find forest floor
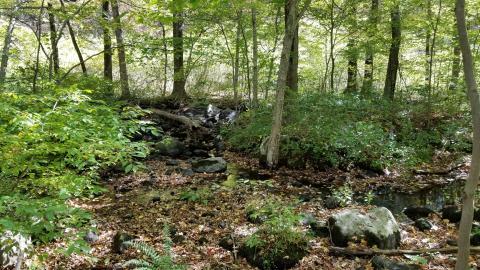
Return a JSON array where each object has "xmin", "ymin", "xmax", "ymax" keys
[{"xmin": 37, "ymin": 149, "xmax": 479, "ymax": 270}]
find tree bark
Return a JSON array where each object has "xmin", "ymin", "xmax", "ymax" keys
[
  {"xmin": 48, "ymin": 2, "xmax": 59, "ymax": 77},
  {"xmin": 240, "ymin": 18, "xmax": 252, "ymax": 102},
  {"xmin": 33, "ymin": 0, "xmax": 45, "ymax": 93},
  {"xmin": 102, "ymin": 0, "xmax": 112, "ymax": 82},
  {"xmin": 265, "ymin": 6, "xmax": 281, "ymax": 99},
  {"xmin": 361, "ymin": 0, "xmax": 379, "ymax": 94},
  {"xmin": 450, "ymin": 31, "xmax": 461, "ymax": 91},
  {"xmin": 251, "ymin": 5, "xmax": 259, "ymax": 105},
  {"xmin": 329, "ymin": 0, "xmax": 335, "ymax": 92},
  {"xmin": 383, "ymin": 4, "xmax": 401, "ymax": 101},
  {"xmin": 266, "ymin": 0, "xmax": 311, "ymax": 168},
  {"xmin": 455, "ymin": 0, "xmax": 480, "ymax": 269},
  {"xmin": 285, "ymin": 0, "xmax": 298, "ymax": 93},
  {"xmin": 59, "ymin": 0, "xmax": 86, "ymax": 74},
  {"xmin": 111, "ymin": 0, "xmax": 130, "ymax": 99},
  {"xmin": 160, "ymin": 22, "xmax": 168, "ymax": 96},
  {"xmin": 425, "ymin": 0, "xmax": 432, "ymax": 93},
  {"xmin": 171, "ymin": 10, "xmax": 187, "ymax": 99},
  {"xmin": 0, "ymin": 0, "xmax": 20, "ymax": 84},
  {"xmin": 345, "ymin": 2, "xmax": 357, "ymax": 93},
  {"xmin": 233, "ymin": 12, "xmax": 242, "ymax": 103}
]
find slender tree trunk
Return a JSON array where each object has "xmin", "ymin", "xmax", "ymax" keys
[
  {"xmin": 383, "ymin": 4, "xmax": 401, "ymax": 100},
  {"xmin": 48, "ymin": 2, "xmax": 59, "ymax": 77},
  {"xmin": 361, "ymin": 0, "xmax": 379, "ymax": 94},
  {"xmin": 160, "ymin": 23, "xmax": 168, "ymax": 96},
  {"xmin": 59, "ymin": 0, "xmax": 86, "ymax": 74},
  {"xmin": 329, "ymin": 0, "xmax": 335, "ymax": 92},
  {"xmin": 111, "ymin": 0, "xmax": 129, "ymax": 98},
  {"xmin": 240, "ymin": 20, "xmax": 252, "ymax": 102},
  {"xmin": 427, "ymin": 0, "xmax": 442, "ymax": 100},
  {"xmin": 251, "ymin": 5, "xmax": 259, "ymax": 105},
  {"xmin": 266, "ymin": 0, "xmax": 311, "ymax": 168},
  {"xmin": 425, "ymin": 0, "xmax": 432, "ymax": 93},
  {"xmin": 266, "ymin": 6, "xmax": 281, "ymax": 99},
  {"xmin": 450, "ymin": 32, "xmax": 461, "ymax": 91},
  {"xmin": 233, "ymin": 12, "xmax": 242, "ymax": 103},
  {"xmin": 102, "ymin": 0, "xmax": 112, "ymax": 82},
  {"xmin": 0, "ymin": 0, "xmax": 19, "ymax": 84},
  {"xmin": 171, "ymin": 10, "xmax": 187, "ymax": 99},
  {"xmin": 345, "ymin": 2, "xmax": 357, "ymax": 93},
  {"xmin": 33, "ymin": 0, "xmax": 46, "ymax": 93},
  {"xmin": 455, "ymin": 0, "xmax": 480, "ymax": 268},
  {"xmin": 285, "ymin": 0, "xmax": 298, "ymax": 93}
]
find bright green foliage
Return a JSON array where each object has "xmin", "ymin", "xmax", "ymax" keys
[
  {"xmin": 244, "ymin": 198, "xmax": 310, "ymax": 270},
  {"xmin": 225, "ymin": 93, "xmax": 471, "ymax": 170},
  {"xmin": 179, "ymin": 188, "xmax": 211, "ymax": 205},
  {"xmin": 123, "ymin": 226, "xmax": 186, "ymax": 270},
  {"xmin": 0, "ymin": 85, "xmax": 157, "ymax": 249}
]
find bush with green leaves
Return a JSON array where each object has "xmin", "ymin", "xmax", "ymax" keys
[
  {"xmin": 123, "ymin": 226, "xmax": 185, "ymax": 270},
  {"xmin": 224, "ymin": 93, "xmax": 471, "ymax": 170},
  {"xmin": 0, "ymin": 85, "xmax": 158, "ymax": 254},
  {"xmin": 242, "ymin": 198, "xmax": 310, "ymax": 269}
]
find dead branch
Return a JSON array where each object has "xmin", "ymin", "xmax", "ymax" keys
[
  {"xmin": 329, "ymin": 246, "xmax": 480, "ymax": 256},
  {"xmin": 149, "ymin": 108, "xmax": 206, "ymax": 131}
]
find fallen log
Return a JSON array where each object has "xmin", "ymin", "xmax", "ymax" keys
[
  {"xmin": 149, "ymin": 108, "xmax": 206, "ymax": 131},
  {"xmin": 329, "ymin": 246, "xmax": 480, "ymax": 256},
  {"xmin": 412, "ymin": 163, "xmax": 464, "ymax": 175}
]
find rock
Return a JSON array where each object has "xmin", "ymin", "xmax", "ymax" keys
[
  {"xmin": 166, "ymin": 159, "xmax": 179, "ymax": 166},
  {"xmin": 403, "ymin": 206, "xmax": 435, "ymax": 221},
  {"xmin": 328, "ymin": 207, "xmax": 401, "ymax": 249},
  {"xmin": 414, "ymin": 218, "xmax": 433, "ymax": 231},
  {"xmin": 219, "ymin": 236, "xmax": 234, "ymax": 250},
  {"xmin": 0, "ymin": 231, "xmax": 31, "ymax": 268},
  {"xmin": 112, "ymin": 232, "xmax": 135, "ymax": 254},
  {"xmin": 84, "ymin": 231, "xmax": 99, "ymax": 243},
  {"xmin": 180, "ymin": 168, "xmax": 194, "ymax": 177},
  {"xmin": 441, "ymin": 205, "xmax": 462, "ymax": 223},
  {"xmin": 192, "ymin": 157, "xmax": 227, "ymax": 173},
  {"xmin": 299, "ymin": 213, "xmax": 329, "ymax": 237},
  {"xmin": 157, "ymin": 138, "xmax": 185, "ymax": 157},
  {"xmin": 193, "ymin": 149, "xmax": 210, "ymax": 157},
  {"xmin": 371, "ymin": 256, "xmax": 422, "ymax": 270},
  {"xmin": 324, "ymin": 196, "xmax": 342, "ymax": 209}
]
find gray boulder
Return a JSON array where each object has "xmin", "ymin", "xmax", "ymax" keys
[
  {"xmin": 0, "ymin": 231, "xmax": 31, "ymax": 268},
  {"xmin": 328, "ymin": 207, "xmax": 401, "ymax": 249},
  {"xmin": 156, "ymin": 138, "xmax": 185, "ymax": 157},
  {"xmin": 371, "ymin": 256, "xmax": 421, "ymax": 270},
  {"xmin": 192, "ymin": 157, "xmax": 227, "ymax": 173}
]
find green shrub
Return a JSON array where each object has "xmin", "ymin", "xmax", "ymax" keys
[{"xmin": 225, "ymin": 93, "xmax": 471, "ymax": 170}]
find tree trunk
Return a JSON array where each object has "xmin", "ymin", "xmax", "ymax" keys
[
  {"xmin": 329, "ymin": 0, "xmax": 335, "ymax": 92},
  {"xmin": 102, "ymin": 0, "xmax": 113, "ymax": 82},
  {"xmin": 266, "ymin": 0, "xmax": 311, "ymax": 168},
  {"xmin": 450, "ymin": 31, "xmax": 461, "ymax": 91},
  {"xmin": 266, "ymin": 6, "xmax": 281, "ymax": 99},
  {"xmin": 111, "ymin": 0, "xmax": 130, "ymax": 98},
  {"xmin": 171, "ymin": 10, "xmax": 187, "ymax": 99},
  {"xmin": 233, "ymin": 12, "xmax": 242, "ymax": 103},
  {"xmin": 251, "ymin": 6, "xmax": 259, "ymax": 105},
  {"xmin": 285, "ymin": 0, "xmax": 298, "ymax": 93},
  {"xmin": 0, "ymin": 0, "xmax": 19, "ymax": 84},
  {"xmin": 427, "ymin": 0, "xmax": 442, "ymax": 100},
  {"xmin": 48, "ymin": 2, "xmax": 59, "ymax": 76},
  {"xmin": 59, "ymin": 0, "xmax": 87, "ymax": 74},
  {"xmin": 361, "ymin": 0, "xmax": 378, "ymax": 94},
  {"xmin": 425, "ymin": 0, "xmax": 432, "ymax": 93},
  {"xmin": 455, "ymin": 0, "xmax": 480, "ymax": 269},
  {"xmin": 33, "ymin": 0, "xmax": 46, "ymax": 93},
  {"xmin": 345, "ymin": 2, "xmax": 357, "ymax": 93},
  {"xmin": 240, "ymin": 19, "xmax": 252, "ymax": 102},
  {"xmin": 383, "ymin": 4, "xmax": 401, "ymax": 100},
  {"xmin": 160, "ymin": 23, "xmax": 168, "ymax": 96}
]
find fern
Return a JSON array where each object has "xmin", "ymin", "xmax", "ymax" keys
[{"xmin": 123, "ymin": 226, "xmax": 186, "ymax": 270}]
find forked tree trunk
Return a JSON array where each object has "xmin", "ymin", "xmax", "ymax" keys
[
  {"xmin": 266, "ymin": 0, "xmax": 311, "ymax": 168},
  {"xmin": 171, "ymin": 10, "xmax": 187, "ymax": 99},
  {"xmin": 251, "ymin": 6, "xmax": 259, "ymax": 105},
  {"xmin": 59, "ymin": 0, "xmax": 87, "ymax": 74},
  {"xmin": 383, "ymin": 4, "xmax": 401, "ymax": 100},
  {"xmin": 102, "ymin": 0, "xmax": 113, "ymax": 82},
  {"xmin": 454, "ymin": 0, "xmax": 480, "ymax": 269},
  {"xmin": 361, "ymin": 0, "xmax": 379, "ymax": 94},
  {"xmin": 0, "ymin": 0, "xmax": 19, "ymax": 84},
  {"xmin": 111, "ymin": 0, "xmax": 129, "ymax": 98},
  {"xmin": 48, "ymin": 2, "xmax": 59, "ymax": 76}
]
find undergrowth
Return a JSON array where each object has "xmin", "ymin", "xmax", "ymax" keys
[{"xmin": 224, "ymin": 93, "xmax": 471, "ymax": 170}]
